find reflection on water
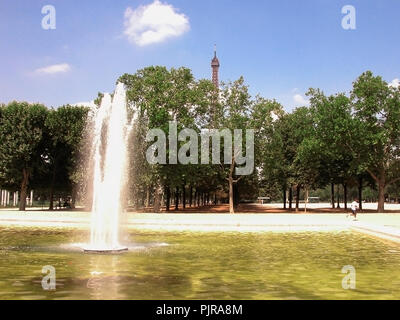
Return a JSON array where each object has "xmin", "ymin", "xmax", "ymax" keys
[
  {"xmin": 0, "ymin": 227, "xmax": 400, "ymax": 300},
  {"xmin": 86, "ymin": 255, "xmax": 118, "ymax": 300}
]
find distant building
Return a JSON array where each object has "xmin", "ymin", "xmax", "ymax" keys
[{"xmin": 211, "ymin": 45, "xmax": 220, "ymax": 88}]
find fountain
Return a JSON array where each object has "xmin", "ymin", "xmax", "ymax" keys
[{"xmin": 83, "ymin": 83, "xmax": 133, "ymax": 253}]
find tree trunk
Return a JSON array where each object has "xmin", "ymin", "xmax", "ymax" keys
[
  {"xmin": 377, "ymin": 178, "xmax": 385, "ymax": 213},
  {"xmin": 229, "ymin": 176, "xmax": 234, "ymax": 214},
  {"xmin": 288, "ymin": 186, "xmax": 293, "ymax": 211},
  {"xmin": 358, "ymin": 177, "xmax": 363, "ymax": 211},
  {"xmin": 304, "ymin": 188, "xmax": 308, "ymax": 213},
  {"xmin": 166, "ymin": 186, "xmax": 171, "ymax": 212},
  {"xmin": 295, "ymin": 185, "xmax": 300, "ymax": 212},
  {"xmin": 49, "ymin": 164, "xmax": 57, "ymax": 211},
  {"xmin": 182, "ymin": 184, "xmax": 186, "ymax": 209},
  {"xmin": 141, "ymin": 192, "xmax": 146, "ymax": 208},
  {"xmin": 331, "ymin": 183, "xmax": 335, "ymax": 209},
  {"xmin": 189, "ymin": 186, "xmax": 193, "ymax": 207},
  {"xmin": 153, "ymin": 184, "xmax": 162, "ymax": 213},
  {"xmin": 343, "ymin": 183, "xmax": 348, "ymax": 210},
  {"xmin": 336, "ymin": 184, "xmax": 341, "ymax": 209},
  {"xmin": 283, "ymin": 184, "xmax": 287, "ymax": 209},
  {"xmin": 175, "ymin": 187, "xmax": 179, "ymax": 211},
  {"xmin": 19, "ymin": 168, "xmax": 29, "ymax": 211},
  {"xmin": 146, "ymin": 186, "xmax": 150, "ymax": 208}
]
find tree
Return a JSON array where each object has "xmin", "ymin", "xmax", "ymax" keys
[
  {"xmin": 0, "ymin": 102, "xmax": 48, "ymax": 211},
  {"xmin": 212, "ymin": 78, "xmax": 281, "ymax": 213},
  {"xmin": 263, "ymin": 107, "xmax": 314, "ymax": 211},
  {"xmin": 305, "ymin": 89, "xmax": 358, "ymax": 210},
  {"xmin": 351, "ymin": 71, "xmax": 400, "ymax": 212},
  {"xmin": 119, "ymin": 66, "xmax": 209, "ymax": 212},
  {"xmin": 44, "ymin": 105, "xmax": 89, "ymax": 210}
]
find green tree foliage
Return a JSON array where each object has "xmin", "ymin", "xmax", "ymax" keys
[
  {"xmin": 0, "ymin": 102, "xmax": 48, "ymax": 210},
  {"xmin": 304, "ymin": 90, "xmax": 356, "ymax": 208},
  {"xmin": 262, "ymin": 107, "xmax": 314, "ymax": 210},
  {"xmin": 214, "ymin": 78, "xmax": 282, "ymax": 213},
  {"xmin": 0, "ymin": 102, "xmax": 88, "ymax": 211},
  {"xmin": 351, "ymin": 71, "xmax": 400, "ymax": 212},
  {"xmin": 119, "ymin": 66, "xmax": 209, "ymax": 212},
  {"xmin": 43, "ymin": 105, "xmax": 89, "ymax": 209},
  {"xmin": 1, "ymin": 69, "xmax": 399, "ymax": 215}
]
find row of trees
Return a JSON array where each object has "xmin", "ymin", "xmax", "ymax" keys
[
  {"xmin": 1, "ymin": 68, "xmax": 399, "ymax": 213},
  {"xmin": 120, "ymin": 66, "xmax": 280, "ymax": 214},
  {"xmin": 262, "ymin": 71, "xmax": 400, "ymax": 212},
  {"xmin": 0, "ymin": 103, "xmax": 88, "ymax": 210}
]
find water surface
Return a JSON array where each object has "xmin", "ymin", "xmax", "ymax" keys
[{"xmin": 0, "ymin": 227, "xmax": 399, "ymax": 300}]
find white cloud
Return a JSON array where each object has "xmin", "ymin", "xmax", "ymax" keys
[
  {"xmin": 123, "ymin": 0, "xmax": 190, "ymax": 46},
  {"xmin": 293, "ymin": 94, "xmax": 309, "ymax": 106},
  {"xmin": 35, "ymin": 63, "xmax": 71, "ymax": 75},
  {"xmin": 389, "ymin": 78, "xmax": 400, "ymax": 88}
]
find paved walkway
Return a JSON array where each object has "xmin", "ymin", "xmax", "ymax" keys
[{"xmin": 1, "ymin": 210, "xmax": 400, "ymax": 243}]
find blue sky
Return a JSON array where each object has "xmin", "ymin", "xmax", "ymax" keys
[{"xmin": 0, "ymin": 0, "xmax": 399, "ymax": 111}]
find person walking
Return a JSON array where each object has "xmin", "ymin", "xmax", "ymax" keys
[{"xmin": 348, "ymin": 199, "xmax": 359, "ymax": 221}]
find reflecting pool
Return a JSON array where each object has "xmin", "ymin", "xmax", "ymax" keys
[{"xmin": 0, "ymin": 227, "xmax": 399, "ymax": 300}]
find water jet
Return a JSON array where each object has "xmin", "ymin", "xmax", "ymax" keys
[{"xmin": 84, "ymin": 83, "xmax": 133, "ymax": 253}]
